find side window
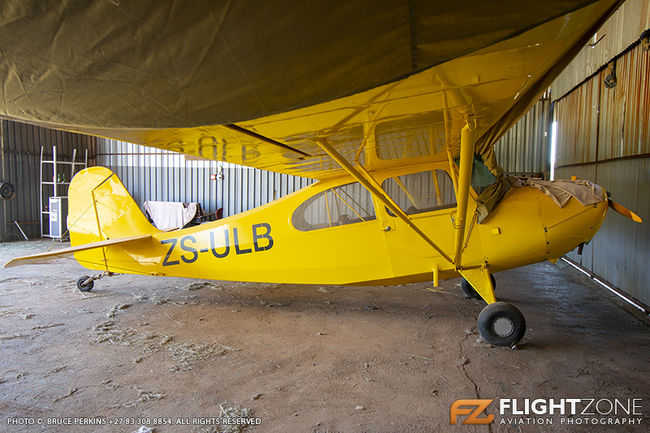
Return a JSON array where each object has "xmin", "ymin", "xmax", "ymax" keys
[
  {"xmin": 470, "ymin": 155, "xmax": 498, "ymax": 194},
  {"xmin": 454, "ymin": 154, "xmax": 498, "ymax": 194},
  {"xmin": 382, "ymin": 170, "xmax": 456, "ymax": 215},
  {"xmin": 292, "ymin": 182, "xmax": 376, "ymax": 231}
]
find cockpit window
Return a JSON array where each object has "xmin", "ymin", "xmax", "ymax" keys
[
  {"xmin": 382, "ymin": 169, "xmax": 456, "ymax": 215},
  {"xmin": 292, "ymin": 182, "xmax": 376, "ymax": 231},
  {"xmin": 469, "ymin": 154, "xmax": 498, "ymax": 194},
  {"xmin": 454, "ymin": 154, "xmax": 498, "ymax": 194}
]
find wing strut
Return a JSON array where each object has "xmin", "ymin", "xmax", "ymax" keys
[
  {"xmin": 225, "ymin": 124, "xmax": 311, "ymax": 158},
  {"xmin": 453, "ymin": 117, "xmax": 476, "ymax": 268},
  {"xmin": 314, "ymin": 138, "xmax": 454, "ymax": 265}
]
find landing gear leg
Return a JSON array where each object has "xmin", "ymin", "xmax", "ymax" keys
[
  {"xmin": 461, "ymin": 274, "xmax": 496, "ymax": 299},
  {"xmin": 458, "ymin": 267, "xmax": 496, "ymax": 304},
  {"xmin": 458, "ymin": 267, "xmax": 527, "ymax": 347}
]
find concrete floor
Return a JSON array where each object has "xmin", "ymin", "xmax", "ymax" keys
[{"xmin": 0, "ymin": 240, "xmax": 648, "ymax": 433}]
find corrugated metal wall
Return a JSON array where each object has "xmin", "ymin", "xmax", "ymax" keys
[
  {"xmin": 96, "ymin": 139, "xmax": 314, "ymax": 219},
  {"xmin": 0, "ymin": 119, "xmax": 96, "ymax": 241},
  {"xmin": 551, "ymin": 0, "xmax": 650, "ymax": 98},
  {"xmin": 554, "ymin": 39, "xmax": 650, "ymax": 306},
  {"xmin": 494, "ymin": 97, "xmax": 551, "ymax": 176}
]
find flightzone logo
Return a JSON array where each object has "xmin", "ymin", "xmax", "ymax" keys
[
  {"xmin": 450, "ymin": 400, "xmax": 494, "ymax": 425},
  {"xmin": 450, "ymin": 398, "xmax": 643, "ymax": 426}
]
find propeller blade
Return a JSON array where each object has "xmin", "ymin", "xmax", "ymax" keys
[{"xmin": 608, "ymin": 199, "xmax": 642, "ymax": 223}]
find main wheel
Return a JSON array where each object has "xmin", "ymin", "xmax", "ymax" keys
[
  {"xmin": 461, "ymin": 274, "xmax": 496, "ymax": 299},
  {"xmin": 477, "ymin": 302, "xmax": 526, "ymax": 347},
  {"xmin": 76, "ymin": 276, "xmax": 94, "ymax": 292}
]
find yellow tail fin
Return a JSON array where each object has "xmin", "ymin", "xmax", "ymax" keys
[
  {"xmin": 4, "ymin": 168, "xmax": 156, "ymax": 271},
  {"xmin": 68, "ymin": 167, "xmax": 158, "ymax": 272}
]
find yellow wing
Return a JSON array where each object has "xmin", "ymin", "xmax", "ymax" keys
[{"xmin": 0, "ymin": 1, "xmax": 621, "ymax": 179}]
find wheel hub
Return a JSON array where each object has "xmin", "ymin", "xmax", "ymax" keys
[{"xmin": 492, "ymin": 317, "xmax": 514, "ymax": 337}]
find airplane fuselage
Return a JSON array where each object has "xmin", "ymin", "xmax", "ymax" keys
[{"xmin": 72, "ymin": 164, "xmax": 607, "ymax": 287}]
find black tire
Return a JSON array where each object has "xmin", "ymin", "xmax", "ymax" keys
[
  {"xmin": 461, "ymin": 274, "xmax": 496, "ymax": 299},
  {"xmin": 76, "ymin": 276, "xmax": 94, "ymax": 292},
  {"xmin": 477, "ymin": 302, "xmax": 526, "ymax": 347},
  {"xmin": 0, "ymin": 182, "xmax": 15, "ymax": 200}
]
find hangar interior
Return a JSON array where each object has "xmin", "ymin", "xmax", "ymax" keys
[{"xmin": 0, "ymin": 0, "xmax": 649, "ymax": 432}]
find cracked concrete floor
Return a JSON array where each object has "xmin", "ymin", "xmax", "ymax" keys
[{"xmin": 0, "ymin": 240, "xmax": 649, "ymax": 432}]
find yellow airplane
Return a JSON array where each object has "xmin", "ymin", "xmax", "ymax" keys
[{"xmin": 1, "ymin": 0, "xmax": 642, "ymax": 346}]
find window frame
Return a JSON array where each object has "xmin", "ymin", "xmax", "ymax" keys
[
  {"xmin": 379, "ymin": 168, "xmax": 458, "ymax": 218},
  {"xmin": 291, "ymin": 181, "xmax": 378, "ymax": 232}
]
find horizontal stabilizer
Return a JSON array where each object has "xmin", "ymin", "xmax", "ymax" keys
[
  {"xmin": 608, "ymin": 199, "xmax": 642, "ymax": 223},
  {"xmin": 3, "ymin": 235, "xmax": 151, "ymax": 268}
]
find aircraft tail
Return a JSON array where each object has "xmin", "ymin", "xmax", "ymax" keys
[
  {"xmin": 67, "ymin": 167, "xmax": 158, "ymax": 271},
  {"xmin": 4, "ymin": 167, "xmax": 158, "ymax": 270}
]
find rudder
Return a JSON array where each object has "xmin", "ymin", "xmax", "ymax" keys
[{"xmin": 68, "ymin": 167, "xmax": 157, "ymax": 271}]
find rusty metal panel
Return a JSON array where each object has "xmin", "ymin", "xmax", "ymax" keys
[
  {"xmin": 494, "ymin": 98, "xmax": 551, "ymax": 176},
  {"xmin": 554, "ymin": 76, "xmax": 600, "ymax": 166},
  {"xmin": 558, "ymin": 158, "xmax": 650, "ymax": 307},
  {"xmin": 551, "ymin": 0, "xmax": 650, "ymax": 99},
  {"xmin": 553, "ymin": 37, "xmax": 650, "ymax": 306},
  {"xmin": 597, "ymin": 44, "xmax": 650, "ymax": 160},
  {"xmin": 96, "ymin": 139, "xmax": 314, "ymax": 220},
  {"xmin": 590, "ymin": 157, "xmax": 649, "ymax": 306}
]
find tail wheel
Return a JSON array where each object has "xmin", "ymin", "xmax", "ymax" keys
[
  {"xmin": 461, "ymin": 274, "xmax": 496, "ymax": 299},
  {"xmin": 477, "ymin": 302, "xmax": 526, "ymax": 347},
  {"xmin": 76, "ymin": 276, "xmax": 94, "ymax": 292}
]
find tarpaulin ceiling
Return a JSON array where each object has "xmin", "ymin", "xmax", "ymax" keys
[
  {"xmin": 0, "ymin": 0, "xmax": 622, "ymax": 180},
  {"xmin": 1, "ymin": 0, "xmax": 608, "ymax": 129}
]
